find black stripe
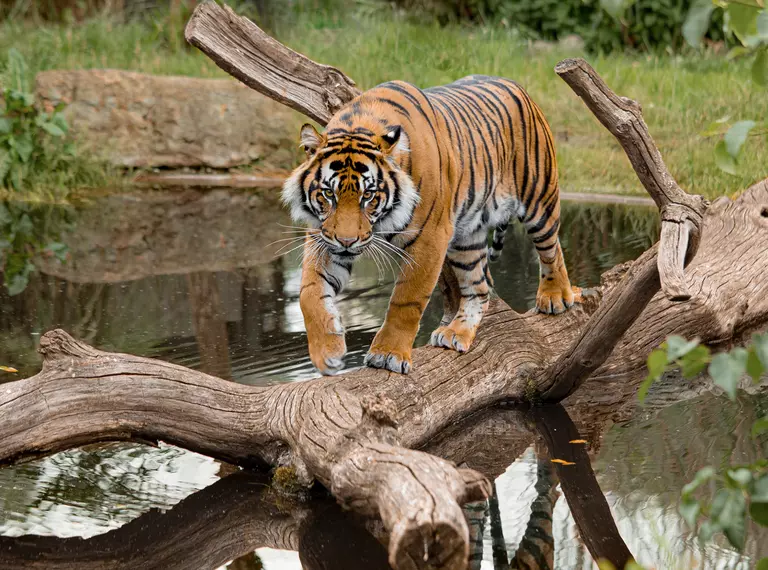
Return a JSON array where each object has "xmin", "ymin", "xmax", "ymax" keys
[
  {"xmin": 531, "ymin": 219, "xmax": 560, "ymax": 244},
  {"xmin": 319, "ymin": 271, "xmax": 341, "ymax": 295},
  {"xmin": 401, "ymin": 196, "xmax": 435, "ymax": 249},
  {"xmin": 449, "ymin": 241, "xmax": 487, "ymax": 252},
  {"xmin": 448, "ymin": 256, "xmax": 484, "ymax": 271},
  {"xmin": 390, "ymin": 301, "xmax": 424, "ymax": 309},
  {"xmin": 376, "ymin": 97, "xmax": 411, "ymax": 118}
]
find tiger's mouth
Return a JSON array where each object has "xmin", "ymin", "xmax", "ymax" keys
[
  {"xmin": 320, "ymin": 234, "xmax": 373, "ymax": 257},
  {"xmin": 334, "ymin": 249, "xmax": 361, "ymax": 257}
]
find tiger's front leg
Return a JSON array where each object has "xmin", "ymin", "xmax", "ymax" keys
[
  {"xmin": 364, "ymin": 227, "xmax": 451, "ymax": 374},
  {"xmin": 299, "ymin": 237, "xmax": 352, "ymax": 375}
]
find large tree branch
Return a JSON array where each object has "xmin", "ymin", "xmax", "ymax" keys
[
  {"xmin": 0, "ymin": 403, "xmax": 645, "ymax": 570},
  {"xmin": 555, "ymin": 58, "xmax": 707, "ymax": 301},
  {"xmin": 537, "ymin": 60, "xmax": 709, "ymax": 400}
]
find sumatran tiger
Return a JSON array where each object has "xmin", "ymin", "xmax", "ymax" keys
[{"xmin": 282, "ymin": 75, "xmax": 580, "ymax": 376}]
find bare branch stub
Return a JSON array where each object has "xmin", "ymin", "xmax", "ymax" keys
[
  {"xmin": 184, "ymin": 1, "xmax": 360, "ymax": 126},
  {"xmin": 554, "ymin": 57, "xmax": 707, "ymax": 301},
  {"xmin": 539, "ymin": 58, "xmax": 711, "ymax": 400}
]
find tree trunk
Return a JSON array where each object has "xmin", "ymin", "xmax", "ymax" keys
[{"xmin": 2, "ymin": 3, "xmax": 768, "ymax": 569}]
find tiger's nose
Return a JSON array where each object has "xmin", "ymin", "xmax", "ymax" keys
[{"xmin": 337, "ymin": 236, "xmax": 358, "ymax": 248}]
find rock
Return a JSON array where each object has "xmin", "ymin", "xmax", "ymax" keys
[{"xmin": 35, "ymin": 69, "xmax": 302, "ymax": 169}]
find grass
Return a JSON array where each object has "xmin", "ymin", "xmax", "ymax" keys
[{"xmin": 0, "ymin": 4, "xmax": 766, "ymax": 199}]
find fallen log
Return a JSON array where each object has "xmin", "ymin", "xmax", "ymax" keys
[
  {"xmin": 1, "ymin": 3, "xmax": 768, "ymax": 569},
  {"xmin": 0, "ymin": 403, "xmax": 633, "ymax": 570}
]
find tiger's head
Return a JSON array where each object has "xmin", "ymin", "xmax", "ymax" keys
[{"xmin": 282, "ymin": 123, "xmax": 418, "ymax": 256}]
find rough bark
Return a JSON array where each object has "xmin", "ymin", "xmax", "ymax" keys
[
  {"xmin": 2, "ymin": 3, "xmax": 768, "ymax": 569},
  {"xmin": 184, "ymin": 1, "xmax": 360, "ymax": 126}
]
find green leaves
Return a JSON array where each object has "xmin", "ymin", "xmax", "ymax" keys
[
  {"xmin": 639, "ymin": 338, "xmax": 713, "ymax": 404},
  {"xmin": 683, "ymin": 466, "xmax": 716, "ymax": 496},
  {"xmin": 0, "ymin": 49, "xmax": 73, "ymax": 195},
  {"xmin": 600, "ymin": 0, "xmax": 635, "ymax": 19},
  {"xmin": 715, "ymin": 140, "xmax": 738, "ymax": 175},
  {"xmin": 670, "ymin": 332, "xmax": 768, "ymax": 554},
  {"xmin": 711, "ymin": 488, "xmax": 747, "ymax": 550},
  {"xmin": 5, "ymin": 48, "xmax": 29, "ymax": 94},
  {"xmin": 679, "ymin": 495, "xmax": 701, "ymax": 527},
  {"xmin": 724, "ymin": 120, "xmax": 757, "ymax": 157},
  {"xmin": 752, "ymin": 416, "xmax": 768, "ymax": 438},
  {"xmin": 639, "ymin": 348, "xmax": 668, "ymax": 403},
  {"xmin": 755, "ymin": 333, "xmax": 768, "ymax": 370},
  {"xmin": 709, "ymin": 351, "xmax": 746, "ymax": 400},
  {"xmin": 680, "ymin": 345, "xmax": 711, "ymax": 378},
  {"xmin": 684, "ymin": 0, "xmax": 717, "ymax": 47},
  {"xmin": 754, "ymin": 49, "xmax": 768, "ymax": 86},
  {"xmin": 666, "ymin": 335, "xmax": 700, "ymax": 360},
  {"xmin": 714, "ymin": 120, "xmax": 759, "ymax": 175},
  {"xmin": 697, "ymin": 3, "xmax": 767, "ymax": 171},
  {"xmin": 751, "ymin": 475, "xmax": 768, "ymax": 526},
  {"xmin": 0, "ymin": 201, "xmax": 72, "ymax": 295},
  {"xmin": 6, "ymin": 271, "xmax": 30, "ymax": 297}
]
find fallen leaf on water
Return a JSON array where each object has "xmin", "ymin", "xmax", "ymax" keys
[
  {"xmin": 0, "ymin": 366, "xmax": 18, "ymax": 373},
  {"xmin": 569, "ymin": 439, "xmax": 587, "ymax": 444},
  {"xmin": 550, "ymin": 458, "xmax": 576, "ymax": 466}
]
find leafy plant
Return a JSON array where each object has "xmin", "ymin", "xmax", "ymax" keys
[
  {"xmin": 641, "ymin": 334, "xmax": 768, "ymax": 564},
  {"xmin": 684, "ymin": 0, "xmax": 768, "ymax": 174},
  {"xmin": 0, "ymin": 47, "xmax": 113, "ymax": 199},
  {"xmin": 0, "ymin": 48, "xmax": 73, "ymax": 193},
  {"xmin": 391, "ymin": 0, "xmax": 724, "ymax": 52}
]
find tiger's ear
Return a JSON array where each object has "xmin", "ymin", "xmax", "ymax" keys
[
  {"xmin": 380, "ymin": 125, "xmax": 405, "ymax": 155},
  {"xmin": 300, "ymin": 123, "xmax": 323, "ymax": 159}
]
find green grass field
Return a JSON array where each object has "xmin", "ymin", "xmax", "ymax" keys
[{"xmin": 1, "ymin": 5, "xmax": 765, "ymax": 199}]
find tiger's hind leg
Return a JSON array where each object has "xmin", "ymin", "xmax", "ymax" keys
[
  {"xmin": 430, "ymin": 229, "xmax": 491, "ymax": 353},
  {"xmin": 525, "ymin": 198, "xmax": 580, "ymax": 314}
]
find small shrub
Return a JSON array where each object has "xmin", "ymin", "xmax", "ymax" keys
[
  {"xmin": 0, "ymin": 48, "xmax": 116, "ymax": 200},
  {"xmin": 0, "ymin": 49, "xmax": 73, "ymax": 194},
  {"xmin": 391, "ymin": 0, "xmax": 724, "ymax": 53}
]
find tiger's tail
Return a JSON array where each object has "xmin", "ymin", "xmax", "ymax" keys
[{"xmin": 488, "ymin": 220, "xmax": 509, "ymax": 263}]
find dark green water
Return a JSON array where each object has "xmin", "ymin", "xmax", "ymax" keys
[{"xmin": 0, "ymin": 188, "xmax": 765, "ymax": 569}]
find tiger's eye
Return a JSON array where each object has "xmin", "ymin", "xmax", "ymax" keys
[
  {"xmin": 323, "ymin": 188, "xmax": 334, "ymax": 199},
  {"xmin": 363, "ymin": 190, "xmax": 373, "ymax": 200}
]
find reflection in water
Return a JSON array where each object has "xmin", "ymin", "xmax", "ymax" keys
[
  {"xmin": 2, "ymin": 189, "xmax": 765, "ymax": 568},
  {"xmin": 0, "ymin": 192, "xmax": 659, "ymax": 382}
]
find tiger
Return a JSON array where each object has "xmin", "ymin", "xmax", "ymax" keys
[{"xmin": 282, "ymin": 75, "xmax": 580, "ymax": 376}]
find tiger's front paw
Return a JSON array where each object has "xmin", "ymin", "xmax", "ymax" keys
[
  {"xmin": 364, "ymin": 348, "xmax": 412, "ymax": 374},
  {"xmin": 309, "ymin": 332, "xmax": 347, "ymax": 375},
  {"xmin": 364, "ymin": 335, "xmax": 413, "ymax": 374},
  {"xmin": 430, "ymin": 323, "xmax": 476, "ymax": 353}
]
